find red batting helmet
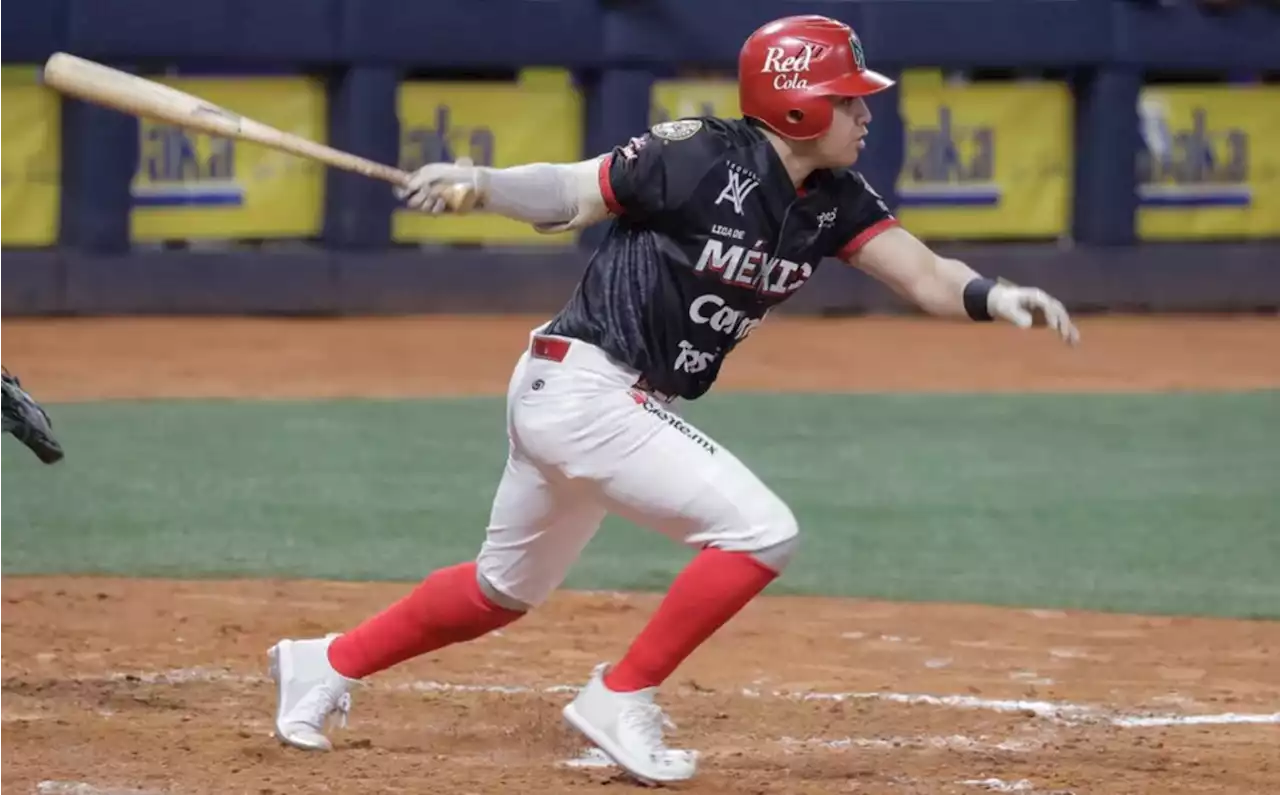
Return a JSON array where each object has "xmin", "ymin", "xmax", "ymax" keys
[{"xmin": 738, "ymin": 15, "xmax": 894, "ymax": 140}]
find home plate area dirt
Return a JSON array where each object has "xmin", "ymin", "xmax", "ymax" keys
[
  {"xmin": 3, "ymin": 579, "xmax": 1278, "ymax": 795},
  {"xmin": 2, "ymin": 315, "xmax": 1279, "ymax": 794}
]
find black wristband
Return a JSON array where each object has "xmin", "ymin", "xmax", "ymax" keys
[{"xmin": 963, "ymin": 277, "xmax": 997, "ymax": 321}]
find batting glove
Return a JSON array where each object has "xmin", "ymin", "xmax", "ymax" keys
[
  {"xmin": 988, "ymin": 283, "xmax": 1081, "ymax": 346},
  {"xmin": 395, "ymin": 158, "xmax": 485, "ymax": 214}
]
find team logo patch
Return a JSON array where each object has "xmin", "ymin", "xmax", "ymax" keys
[
  {"xmin": 651, "ymin": 119, "xmax": 703, "ymax": 141},
  {"xmin": 851, "ymin": 34, "xmax": 867, "ymax": 71},
  {"xmin": 714, "ymin": 163, "xmax": 761, "ymax": 216}
]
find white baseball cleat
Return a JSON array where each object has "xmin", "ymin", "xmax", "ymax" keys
[
  {"xmin": 562, "ymin": 663, "xmax": 698, "ymax": 785},
  {"xmin": 267, "ymin": 633, "xmax": 354, "ymax": 751}
]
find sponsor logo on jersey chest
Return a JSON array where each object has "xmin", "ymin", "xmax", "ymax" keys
[
  {"xmin": 688, "ymin": 294, "xmax": 763, "ymax": 341},
  {"xmin": 674, "ymin": 340, "xmax": 716, "ymax": 374}
]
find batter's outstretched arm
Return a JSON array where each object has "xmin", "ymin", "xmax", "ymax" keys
[
  {"xmin": 844, "ymin": 226, "xmax": 1080, "ymax": 345},
  {"xmin": 396, "ymin": 156, "xmax": 613, "ymax": 233}
]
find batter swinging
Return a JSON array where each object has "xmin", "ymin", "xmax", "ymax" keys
[{"xmin": 268, "ymin": 14, "xmax": 1079, "ymax": 785}]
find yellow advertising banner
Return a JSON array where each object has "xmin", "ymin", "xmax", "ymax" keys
[
  {"xmin": 651, "ymin": 79, "xmax": 739, "ymax": 125},
  {"xmin": 394, "ymin": 70, "xmax": 583, "ymax": 245},
  {"xmin": 1137, "ymin": 85, "xmax": 1280, "ymax": 240},
  {"xmin": 2, "ymin": 67, "xmax": 61, "ymax": 246},
  {"xmin": 130, "ymin": 77, "xmax": 327, "ymax": 241},
  {"xmin": 897, "ymin": 74, "xmax": 1073, "ymax": 239}
]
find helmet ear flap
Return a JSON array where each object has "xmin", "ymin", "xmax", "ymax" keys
[
  {"xmin": 748, "ymin": 100, "xmax": 829, "ymax": 141},
  {"xmin": 785, "ymin": 96, "xmax": 833, "ymax": 140}
]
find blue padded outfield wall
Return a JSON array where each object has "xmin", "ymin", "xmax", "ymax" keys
[{"xmin": 3, "ymin": 0, "xmax": 1279, "ymax": 315}]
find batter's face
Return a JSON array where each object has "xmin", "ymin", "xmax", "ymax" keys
[{"xmin": 816, "ymin": 96, "xmax": 871, "ymax": 168}]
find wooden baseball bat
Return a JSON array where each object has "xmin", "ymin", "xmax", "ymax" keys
[{"xmin": 40, "ymin": 52, "xmax": 477, "ymax": 211}]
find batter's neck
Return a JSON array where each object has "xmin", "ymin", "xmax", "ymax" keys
[{"xmin": 761, "ymin": 129, "xmax": 819, "ymax": 189}]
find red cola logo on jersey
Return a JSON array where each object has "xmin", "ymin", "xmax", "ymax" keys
[
  {"xmin": 761, "ymin": 44, "xmax": 820, "ymax": 90},
  {"xmin": 694, "ymin": 239, "xmax": 814, "ymax": 297}
]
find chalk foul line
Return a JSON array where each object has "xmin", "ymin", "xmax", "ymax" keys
[
  {"xmin": 561, "ymin": 731, "xmax": 1055, "ymax": 772},
  {"xmin": 37, "ymin": 783, "xmax": 165, "ymax": 795},
  {"xmin": 76, "ymin": 667, "xmax": 1280, "ymax": 728}
]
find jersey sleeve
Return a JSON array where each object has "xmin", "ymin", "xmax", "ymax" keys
[
  {"xmin": 598, "ymin": 119, "xmax": 719, "ymax": 220},
  {"xmin": 829, "ymin": 172, "xmax": 900, "ymax": 260}
]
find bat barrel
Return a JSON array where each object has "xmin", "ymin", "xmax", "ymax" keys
[{"xmin": 38, "ymin": 52, "xmax": 472, "ymax": 208}]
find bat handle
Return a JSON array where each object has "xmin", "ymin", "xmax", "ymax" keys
[{"xmin": 392, "ymin": 165, "xmax": 480, "ymax": 213}]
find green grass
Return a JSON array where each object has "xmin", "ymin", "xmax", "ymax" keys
[{"xmin": 3, "ymin": 392, "xmax": 1278, "ymax": 618}]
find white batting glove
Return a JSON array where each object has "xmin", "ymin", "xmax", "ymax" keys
[
  {"xmin": 988, "ymin": 283, "xmax": 1080, "ymax": 345},
  {"xmin": 395, "ymin": 157, "xmax": 486, "ymax": 214}
]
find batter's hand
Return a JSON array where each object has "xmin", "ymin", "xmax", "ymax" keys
[
  {"xmin": 988, "ymin": 283, "xmax": 1080, "ymax": 345},
  {"xmin": 395, "ymin": 158, "xmax": 485, "ymax": 214}
]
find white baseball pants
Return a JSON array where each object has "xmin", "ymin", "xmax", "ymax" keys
[{"xmin": 476, "ymin": 326, "xmax": 798, "ymax": 607}]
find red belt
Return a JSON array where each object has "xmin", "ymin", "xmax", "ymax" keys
[{"xmin": 530, "ymin": 335, "xmax": 675, "ymax": 403}]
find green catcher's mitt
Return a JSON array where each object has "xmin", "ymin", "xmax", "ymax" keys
[{"xmin": 2, "ymin": 367, "xmax": 64, "ymax": 464}]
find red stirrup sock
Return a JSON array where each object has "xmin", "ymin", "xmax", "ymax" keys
[
  {"xmin": 604, "ymin": 547, "xmax": 778, "ymax": 693},
  {"xmin": 327, "ymin": 562, "xmax": 523, "ymax": 679}
]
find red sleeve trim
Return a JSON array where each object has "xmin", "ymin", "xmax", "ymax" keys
[
  {"xmin": 837, "ymin": 218, "xmax": 900, "ymax": 260},
  {"xmin": 597, "ymin": 154, "xmax": 625, "ymax": 216}
]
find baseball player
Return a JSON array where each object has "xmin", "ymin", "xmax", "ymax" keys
[{"xmin": 268, "ymin": 14, "xmax": 1078, "ymax": 785}]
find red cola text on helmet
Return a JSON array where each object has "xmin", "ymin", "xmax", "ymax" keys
[{"xmin": 760, "ymin": 44, "xmax": 817, "ymax": 90}]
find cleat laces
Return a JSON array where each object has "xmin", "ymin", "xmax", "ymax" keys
[
  {"xmin": 295, "ymin": 681, "xmax": 351, "ymax": 730},
  {"xmin": 620, "ymin": 701, "xmax": 678, "ymax": 757}
]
